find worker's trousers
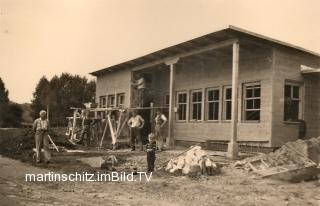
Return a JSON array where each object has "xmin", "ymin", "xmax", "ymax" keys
[
  {"xmin": 155, "ymin": 125, "xmax": 164, "ymax": 151},
  {"xmin": 35, "ymin": 131, "xmax": 51, "ymax": 162},
  {"xmin": 130, "ymin": 127, "xmax": 142, "ymax": 150}
]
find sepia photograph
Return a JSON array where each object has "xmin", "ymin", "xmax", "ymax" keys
[{"xmin": 0, "ymin": 0, "xmax": 320, "ymax": 205}]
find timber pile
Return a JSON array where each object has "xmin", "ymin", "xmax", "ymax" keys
[
  {"xmin": 235, "ymin": 137, "xmax": 320, "ymax": 181},
  {"xmin": 165, "ymin": 146, "xmax": 221, "ymax": 176}
]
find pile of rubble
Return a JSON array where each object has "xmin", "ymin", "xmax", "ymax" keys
[
  {"xmin": 165, "ymin": 146, "xmax": 221, "ymax": 176},
  {"xmin": 235, "ymin": 137, "xmax": 320, "ymax": 181},
  {"xmin": 79, "ymin": 155, "xmax": 118, "ymax": 170}
]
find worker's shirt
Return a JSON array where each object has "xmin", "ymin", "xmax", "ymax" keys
[
  {"xmin": 155, "ymin": 114, "xmax": 167, "ymax": 126},
  {"xmin": 33, "ymin": 118, "xmax": 49, "ymax": 131},
  {"xmin": 136, "ymin": 78, "xmax": 146, "ymax": 90},
  {"xmin": 128, "ymin": 115, "xmax": 144, "ymax": 128}
]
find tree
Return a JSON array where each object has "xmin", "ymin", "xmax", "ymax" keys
[
  {"xmin": 31, "ymin": 73, "xmax": 96, "ymax": 125},
  {"xmin": 2, "ymin": 103, "xmax": 23, "ymax": 128},
  {"xmin": 31, "ymin": 76, "xmax": 50, "ymax": 119},
  {"xmin": 0, "ymin": 77, "xmax": 9, "ymax": 127},
  {"xmin": 0, "ymin": 77, "xmax": 23, "ymax": 128}
]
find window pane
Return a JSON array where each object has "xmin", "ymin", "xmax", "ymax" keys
[
  {"xmin": 178, "ymin": 104, "xmax": 186, "ymax": 120},
  {"xmin": 246, "ymin": 111, "xmax": 260, "ymax": 120},
  {"xmin": 226, "ymin": 101, "xmax": 232, "ymax": 120},
  {"xmin": 213, "ymin": 90, "xmax": 219, "ymax": 101},
  {"xmin": 254, "ymin": 99, "xmax": 261, "ymax": 109},
  {"xmin": 254, "ymin": 88, "xmax": 261, "ymax": 97},
  {"xmin": 208, "ymin": 90, "xmax": 214, "ymax": 101},
  {"xmin": 208, "ymin": 102, "xmax": 214, "ymax": 120},
  {"xmin": 246, "ymin": 89, "xmax": 253, "ymax": 98},
  {"xmin": 285, "ymin": 85, "xmax": 291, "ymax": 98},
  {"xmin": 214, "ymin": 102, "xmax": 219, "ymax": 120},
  {"xmin": 197, "ymin": 92, "xmax": 202, "ymax": 102},
  {"xmin": 293, "ymin": 86, "xmax": 299, "ymax": 99},
  {"xmin": 178, "ymin": 93, "xmax": 187, "ymax": 103},
  {"xmin": 226, "ymin": 88, "xmax": 232, "ymax": 100},
  {"xmin": 284, "ymin": 99, "xmax": 299, "ymax": 121},
  {"xmin": 246, "ymin": 99, "xmax": 254, "ymax": 109}
]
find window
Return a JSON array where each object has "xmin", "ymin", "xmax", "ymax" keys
[
  {"xmin": 107, "ymin": 95, "xmax": 115, "ymax": 108},
  {"xmin": 190, "ymin": 90, "xmax": 202, "ymax": 121},
  {"xmin": 164, "ymin": 94, "xmax": 170, "ymax": 107},
  {"xmin": 206, "ymin": 88, "xmax": 220, "ymax": 121},
  {"xmin": 177, "ymin": 92, "xmax": 187, "ymax": 121},
  {"xmin": 117, "ymin": 93, "xmax": 125, "ymax": 108},
  {"xmin": 284, "ymin": 82, "xmax": 302, "ymax": 122},
  {"xmin": 223, "ymin": 87, "xmax": 232, "ymax": 120},
  {"xmin": 243, "ymin": 83, "xmax": 261, "ymax": 121},
  {"xmin": 99, "ymin": 96, "xmax": 106, "ymax": 108}
]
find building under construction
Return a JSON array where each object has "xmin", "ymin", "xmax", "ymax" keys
[{"xmin": 90, "ymin": 26, "xmax": 320, "ymax": 151}]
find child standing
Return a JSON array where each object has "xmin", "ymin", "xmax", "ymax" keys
[{"xmin": 146, "ymin": 133, "xmax": 157, "ymax": 172}]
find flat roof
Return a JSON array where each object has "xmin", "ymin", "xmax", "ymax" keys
[{"xmin": 91, "ymin": 25, "xmax": 320, "ymax": 76}]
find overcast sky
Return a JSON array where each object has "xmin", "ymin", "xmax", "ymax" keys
[{"xmin": 0, "ymin": 0, "xmax": 319, "ymax": 103}]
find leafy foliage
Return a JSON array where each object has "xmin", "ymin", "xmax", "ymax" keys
[
  {"xmin": 0, "ymin": 77, "xmax": 23, "ymax": 128},
  {"xmin": 31, "ymin": 73, "xmax": 96, "ymax": 125}
]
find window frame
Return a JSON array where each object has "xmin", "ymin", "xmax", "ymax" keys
[
  {"xmin": 205, "ymin": 87, "xmax": 221, "ymax": 122},
  {"xmin": 176, "ymin": 91, "xmax": 188, "ymax": 122},
  {"xmin": 190, "ymin": 89, "xmax": 203, "ymax": 122},
  {"xmin": 107, "ymin": 94, "xmax": 116, "ymax": 108},
  {"xmin": 222, "ymin": 86, "xmax": 232, "ymax": 121},
  {"xmin": 164, "ymin": 93, "xmax": 170, "ymax": 108},
  {"xmin": 116, "ymin": 93, "xmax": 125, "ymax": 108},
  {"xmin": 99, "ymin": 96, "xmax": 107, "ymax": 108},
  {"xmin": 242, "ymin": 82, "xmax": 261, "ymax": 122},
  {"xmin": 283, "ymin": 80, "xmax": 304, "ymax": 123}
]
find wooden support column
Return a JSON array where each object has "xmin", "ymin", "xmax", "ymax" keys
[
  {"xmin": 165, "ymin": 58, "xmax": 179, "ymax": 147},
  {"xmin": 227, "ymin": 42, "xmax": 240, "ymax": 159}
]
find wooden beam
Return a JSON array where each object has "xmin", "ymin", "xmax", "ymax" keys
[
  {"xmin": 132, "ymin": 39, "xmax": 238, "ymax": 71},
  {"xmin": 227, "ymin": 42, "xmax": 240, "ymax": 159},
  {"xmin": 301, "ymin": 65, "xmax": 320, "ymax": 74},
  {"xmin": 166, "ymin": 58, "xmax": 179, "ymax": 147}
]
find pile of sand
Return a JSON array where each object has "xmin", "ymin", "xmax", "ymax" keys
[
  {"xmin": 165, "ymin": 146, "xmax": 221, "ymax": 175},
  {"xmin": 235, "ymin": 136, "xmax": 320, "ymax": 170}
]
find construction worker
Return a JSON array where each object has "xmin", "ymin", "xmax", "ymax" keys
[
  {"xmin": 80, "ymin": 111, "xmax": 92, "ymax": 147},
  {"xmin": 154, "ymin": 109, "xmax": 167, "ymax": 151},
  {"xmin": 127, "ymin": 110, "xmax": 145, "ymax": 151},
  {"xmin": 131, "ymin": 74, "xmax": 146, "ymax": 107},
  {"xmin": 33, "ymin": 110, "xmax": 51, "ymax": 163}
]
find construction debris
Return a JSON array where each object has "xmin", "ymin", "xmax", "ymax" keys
[
  {"xmin": 235, "ymin": 137, "xmax": 320, "ymax": 182},
  {"xmin": 79, "ymin": 155, "xmax": 118, "ymax": 169},
  {"xmin": 165, "ymin": 146, "xmax": 221, "ymax": 176}
]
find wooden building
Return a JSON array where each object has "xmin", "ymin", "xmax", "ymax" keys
[{"xmin": 90, "ymin": 26, "xmax": 320, "ymax": 152}]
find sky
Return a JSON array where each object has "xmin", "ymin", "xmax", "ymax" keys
[{"xmin": 0, "ymin": 0, "xmax": 319, "ymax": 103}]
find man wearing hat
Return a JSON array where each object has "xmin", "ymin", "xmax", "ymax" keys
[{"xmin": 32, "ymin": 110, "xmax": 51, "ymax": 163}]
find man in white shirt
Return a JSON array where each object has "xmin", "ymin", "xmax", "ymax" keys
[
  {"xmin": 154, "ymin": 109, "xmax": 167, "ymax": 151},
  {"xmin": 127, "ymin": 110, "xmax": 145, "ymax": 151},
  {"xmin": 33, "ymin": 110, "xmax": 51, "ymax": 163}
]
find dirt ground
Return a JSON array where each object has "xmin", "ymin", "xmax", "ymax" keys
[{"xmin": 1, "ymin": 146, "xmax": 320, "ymax": 206}]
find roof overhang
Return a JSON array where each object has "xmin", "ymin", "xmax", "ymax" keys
[{"xmin": 90, "ymin": 25, "xmax": 320, "ymax": 76}]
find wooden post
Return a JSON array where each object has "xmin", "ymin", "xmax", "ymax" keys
[
  {"xmin": 150, "ymin": 102, "xmax": 154, "ymax": 133},
  {"xmin": 227, "ymin": 42, "xmax": 240, "ymax": 159},
  {"xmin": 165, "ymin": 58, "xmax": 179, "ymax": 147},
  {"xmin": 107, "ymin": 114, "xmax": 116, "ymax": 145},
  {"xmin": 71, "ymin": 109, "xmax": 78, "ymax": 141},
  {"xmin": 99, "ymin": 111, "xmax": 109, "ymax": 148}
]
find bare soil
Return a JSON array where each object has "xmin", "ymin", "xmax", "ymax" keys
[{"xmin": 1, "ymin": 146, "xmax": 320, "ymax": 206}]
